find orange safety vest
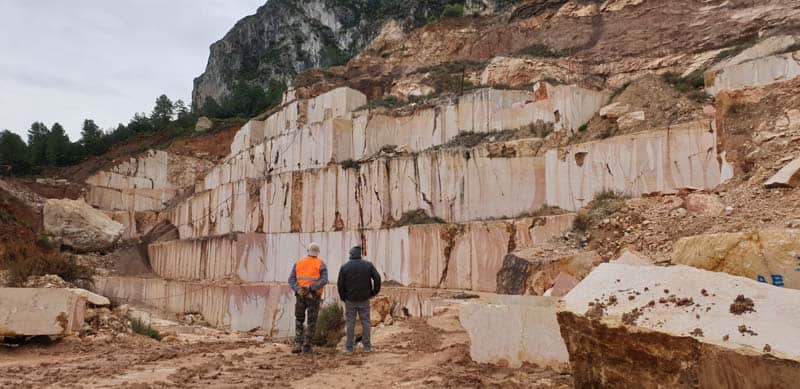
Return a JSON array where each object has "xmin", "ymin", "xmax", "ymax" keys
[{"xmin": 296, "ymin": 256, "xmax": 324, "ymax": 295}]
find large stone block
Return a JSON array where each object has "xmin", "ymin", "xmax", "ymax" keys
[
  {"xmin": 459, "ymin": 296, "xmax": 569, "ymax": 371},
  {"xmin": 558, "ymin": 263, "xmax": 800, "ymax": 388},
  {"xmin": 0, "ymin": 288, "xmax": 86, "ymax": 336},
  {"xmin": 496, "ymin": 248, "xmax": 599, "ymax": 295},
  {"xmin": 44, "ymin": 198, "xmax": 125, "ymax": 252},
  {"xmin": 672, "ymin": 229, "xmax": 800, "ymax": 289},
  {"xmin": 545, "ymin": 121, "xmax": 729, "ymax": 210}
]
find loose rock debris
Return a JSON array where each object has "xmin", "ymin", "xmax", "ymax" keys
[{"xmin": 730, "ymin": 294, "xmax": 756, "ymax": 315}]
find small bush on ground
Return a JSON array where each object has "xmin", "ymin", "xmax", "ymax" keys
[
  {"xmin": 513, "ymin": 43, "xmax": 571, "ymax": 58},
  {"xmin": 130, "ymin": 318, "xmax": 162, "ymax": 341},
  {"xmin": 2, "ymin": 242, "xmax": 94, "ymax": 287},
  {"xmin": 441, "ymin": 4, "xmax": 465, "ymax": 18},
  {"xmin": 661, "ymin": 70, "xmax": 711, "ymax": 103},
  {"xmin": 593, "ymin": 189, "xmax": 624, "ymax": 202},
  {"xmin": 572, "ymin": 190, "xmax": 629, "ymax": 232},
  {"xmin": 313, "ymin": 303, "xmax": 345, "ymax": 347}
]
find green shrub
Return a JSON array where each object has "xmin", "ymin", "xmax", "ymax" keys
[
  {"xmin": 130, "ymin": 318, "xmax": 162, "ymax": 341},
  {"xmin": 572, "ymin": 189, "xmax": 630, "ymax": 233},
  {"xmin": 593, "ymin": 189, "xmax": 623, "ymax": 202},
  {"xmin": 714, "ymin": 46, "xmax": 746, "ymax": 61},
  {"xmin": 572, "ymin": 212, "xmax": 590, "ymax": 232},
  {"xmin": 340, "ymin": 159, "xmax": 361, "ymax": 170},
  {"xmin": 313, "ymin": 303, "xmax": 345, "ymax": 347},
  {"xmin": 661, "ymin": 70, "xmax": 710, "ymax": 102},
  {"xmin": 513, "ymin": 44, "xmax": 569, "ymax": 58},
  {"xmin": 441, "ymin": 4, "xmax": 465, "ymax": 18},
  {"xmin": 4, "ymin": 243, "xmax": 94, "ymax": 287},
  {"xmin": 359, "ymin": 96, "xmax": 403, "ymax": 110},
  {"xmin": 37, "ymin": 233, "xmax": 59, "ymax": 250}
]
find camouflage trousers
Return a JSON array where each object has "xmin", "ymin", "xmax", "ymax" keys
[{"xmin": 294, "ymin": 292, "xmax": 321, "ymax": 346}]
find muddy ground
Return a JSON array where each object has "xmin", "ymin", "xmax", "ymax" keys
[{"xmin": 0, "ymin": 308, "xmax": 571, "ymax": 389}]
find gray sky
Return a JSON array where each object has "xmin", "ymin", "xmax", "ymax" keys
[{"xmin": 0, "ymin": 0, "xmax": 264, "ymax": 141}]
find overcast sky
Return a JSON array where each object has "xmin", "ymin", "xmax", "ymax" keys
[{"xmin": 0, "ymin": 0, "xmax": 264, "ymax": 141}]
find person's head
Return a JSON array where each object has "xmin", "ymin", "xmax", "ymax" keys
[
  {"xmin": 349, "ymin": 245, "xmax": 362, "ymax": 259},
  {"xmin": 308, "ymin": 242, "xmax": 320, "ymax": 257}
]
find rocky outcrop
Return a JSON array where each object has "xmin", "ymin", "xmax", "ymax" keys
[
  {"xmin": 43, "ymin": 199, "xmax": 124, "ymax": 252},
  {"xmin": 705, "ymin": 42, "xmax": 800, "ymax": 95},
  {"xmin": 85, "ymin": 149, "xmax": 212, "ymax": 240},
  {"xmin": 764, "ymin": 157, "xmax": 800, "ymax": 188},
  {"xmin": 558, "ymin": 263, "xmax": 800, "ymax": 388},
  {"xmin": 496, "ymin": 248, "xmax": 599, "ymax": 295},
  {"xmin": 192, "ymin": 0, "xmax": 495, "ymax": 108},
  {"xmin": 672, "ymin": 229, "xmax": 800, "ymax": 289}
]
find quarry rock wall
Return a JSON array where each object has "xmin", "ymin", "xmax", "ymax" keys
[{"xmin": 97, "ymin": 83, "xmax": 734, "ymax": 334}]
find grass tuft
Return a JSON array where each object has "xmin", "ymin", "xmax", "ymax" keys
[
  {"xmin": 312, "ymin": 303, "xmax": 345, "ymax": 347},
  {"xmin": 130, "ymin": 317, "xmax": 162, "ymax": 341}
]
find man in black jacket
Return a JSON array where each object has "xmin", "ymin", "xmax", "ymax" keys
[{"xmin": 337, "ymin": 245, "xmax": 381, "ymax": 353}]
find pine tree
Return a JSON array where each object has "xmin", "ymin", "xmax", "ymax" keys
[
  {"xmin": 174, "ymin": 99, "xmax": 189, "ymax": 119},
  {"xmin": 27, "ymin": 121, "xmax": 50, "ymax": 166},
  {"xmin": 0, "ymin": 130, "xmax": 31, "ymax": 175},
  {"xmin": 150, "ymin": 94, "xmax": 174, "ymax": 128},
  {"xmin": 46, "ymin": 123, "xmax": 71, "ymax": 167},
  {"xmin": 80, "ymin": 119, "xmax": 107, "ymax": 156},
  {"xmin": 128, "ymin": 113, "xmax": 154, "ymax": 133}
]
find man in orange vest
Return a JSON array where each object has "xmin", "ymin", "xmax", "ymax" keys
[{"xmin": 288, "ymin": 242, "xmax": 328, "ymax": 354}]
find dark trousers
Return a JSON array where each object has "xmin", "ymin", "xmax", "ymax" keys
[
  {"xmin": 345, "ymin": 300, "xmax": 371, "ymax": 351},
  {"xmin": 294, "ymin": 292, "xmax": 321, "ymax": 346}
]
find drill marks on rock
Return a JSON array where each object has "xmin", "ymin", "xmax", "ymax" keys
[{"xmin": 290, "ymin": 173, "xmax": 303, "ymax": 233}]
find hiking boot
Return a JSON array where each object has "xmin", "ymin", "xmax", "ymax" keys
[
  {"xmin": 291, "ymin": 344, "xmax": 303, "ymax": 354},
  {"xmin": 363, "ymin": 346, "xmax": 372, "ymax": 353},
  {"xmin": 344, "ymin": 348, "xmax": 353, "ymax": 354},
  {"xmin": 302, "ymin": 344, "xmax": 313, "ymax": 354}
]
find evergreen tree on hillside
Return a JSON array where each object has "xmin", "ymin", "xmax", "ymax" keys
[
  {"xmin": 106, "ymin": 123, "xmax": 132, "ymax": 146},
  {"xmin": 174, "ymin": 99, "xmax": 189, "ymax": 119},
  {"xmin": 174, "ymin": 99, "xmax": 193, "ymax": 126},
  {"xmin": 128, "ymin": 113, "xmax": 154, "ymax": 133},
  {"xmin": 46, "ymin": 123, "xmax": 71, "ymax": 166},
  {"xmin": 0, "ymin": 130, "xmax": 32, "ymax": 175},
  {"xmin": 80, "ymin": 119, "xmax": 107, "ymax": 156},
  {"xmin": 151, "ymin": 94, "xmax": 174, "ymax": 128},
  {"xmin": 27, "ymin": 121, "xmax": 50, "ymax": 166}
]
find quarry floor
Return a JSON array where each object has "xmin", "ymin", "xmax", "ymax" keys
[{"xmin": 0, "ymin": 308, "xmax": 572, "ymax": 389}]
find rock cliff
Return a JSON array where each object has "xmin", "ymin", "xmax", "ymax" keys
[{"xmin": 192, "ymin": 0, "xmax": 499, "ymax": 108}]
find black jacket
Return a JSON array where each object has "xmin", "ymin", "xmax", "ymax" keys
[{"xmin": 337, "ymin": 257, "xmax": 381, "ymax": 302}]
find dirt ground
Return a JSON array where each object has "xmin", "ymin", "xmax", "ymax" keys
[{"xmin": 0, "ymin": 308, "xmax": 571, "ymax": 389}]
